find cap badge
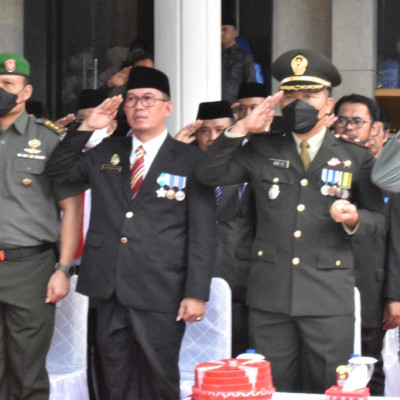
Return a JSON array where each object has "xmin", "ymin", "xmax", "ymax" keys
[
  {"xmin": 291, "ymin": 55, "xmax": 308, "ymax": 76},
  {"xmin": 5, "ymin": 59, "xmax": 16, "ymax": 73}
]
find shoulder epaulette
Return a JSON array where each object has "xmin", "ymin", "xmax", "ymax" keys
[
  {"xmin": 37, "ymin": 119, "xmax": 65, "ymax": 135},
  {"xmin": 335, "ymin": 133, "xmax": 370, "ymax": 148}
]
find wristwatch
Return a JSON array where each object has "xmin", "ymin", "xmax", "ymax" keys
[{"xmin": 54, "ymin": 262, "xmax": 76, "ymax": 277}]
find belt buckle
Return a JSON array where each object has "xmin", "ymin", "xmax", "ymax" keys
[{"xmin": 0, "ymin": 250, "xmax": 4, "ymax": 261}]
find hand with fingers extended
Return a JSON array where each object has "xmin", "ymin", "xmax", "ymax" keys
[
  {"xmin": 107, "ymin": 66, "xmax": 132, "ymax": 89},
  {"xmin": 228, "ymin": 91, "xmax": 283, "ymax": 136},
  {"xmin": 55, "ymin": 113, "xmax": 76, "ymax": 128},
  {"xmin": 78, "ymin": 95, "xmax": 123, "ymax": 132},
  {"xmin": 175, "ymin": 120, "xmax": 203, "ymax": 144}
]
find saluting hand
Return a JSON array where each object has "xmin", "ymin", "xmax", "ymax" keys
[
  {"xmin": 228, "ymin": 91, "xmax": 283, "ymax": 136},
  {"xmin": 78, "ymin": 95, "xmax": 123, "ymax": 132},
  {"xmin": 107, "ymin": 66, "xmax": 132, "ymax": 88},
  {"xmin": 324, "ymin": 113, "xmax": 338, "ymax": 129},
  {"xmin": 175, "ymin": 120, "xmax": 203, "ymax": 144}
]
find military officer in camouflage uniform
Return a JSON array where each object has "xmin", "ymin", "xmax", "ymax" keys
[
  {"xmin": 0, "ymin": 53, "xmax": 83, "ymax": 399},
  {"xmin": 196, "ymin": 49, "xmax": 386, "ymax": 393}
]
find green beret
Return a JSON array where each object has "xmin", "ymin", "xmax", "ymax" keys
[
  {"xmin": 0, "ymin": 52, "xmax": 30, "ymax": 77},
  {"xmin": 272, "ymin": 48, "xmax": 341, "ymax": 91}
]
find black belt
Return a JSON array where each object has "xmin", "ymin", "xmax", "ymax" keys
[{"xmin": 0, "ymin": 242, "xmax": 55, "ymax": 261}]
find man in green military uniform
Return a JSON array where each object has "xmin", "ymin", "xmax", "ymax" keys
[
  {"xmin": 196, "ymin": 49, "xmax": 386, "ymax": 393},
  {"xmin": 0, "ymin": 53, "xmax": 83, "ymax": 399}
]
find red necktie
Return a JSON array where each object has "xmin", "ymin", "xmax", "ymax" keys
[{"xmin": 130, "ymin": 145, "xmax": 145, "ymax": 198}]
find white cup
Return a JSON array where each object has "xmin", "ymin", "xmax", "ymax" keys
[{"xmin": 348, "ymin": 356, "xmax": 378, "ymax": 382}]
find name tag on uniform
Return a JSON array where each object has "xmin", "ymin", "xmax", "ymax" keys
[
  {"xmin": 269, "ymin": 158, "xmax": 290, "ymax": 168},
  {"xmin": 101, "ymin": 164, "xmax": 121, "ymax": 172}
]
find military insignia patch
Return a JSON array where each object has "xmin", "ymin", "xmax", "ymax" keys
[
  {"xmin": 40, "ymin": 119, "xmax": 65, "ymax": 135},
  {"xmin": 5, "ymin": 59, "xmax": 16, "ymax": 73},
  {"xmin": 327, "ymin": 157, "xmax": 341, "ymax": 167},
  {"xmin": 110, "ymin": 154, "xmax": 120, "ymax": 165},
  {"xmin": 291, "ymin": 55, "xmax": 308, "ymax": 76},
  {"xmin": 24, "ymin": 138, "xmax": 42, "ymax": 154}
]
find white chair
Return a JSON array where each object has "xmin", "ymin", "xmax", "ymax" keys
[
  {"xmin": 46, "ymin": 276, "xmax": 90, "ymax": 400},
  {"xmin": 179, "ymin": 277, "xmax": 232, "ymax": 400}
]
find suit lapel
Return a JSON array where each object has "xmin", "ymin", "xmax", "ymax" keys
[
  {"xmin": 119, "ymin": 139, "xmax": 133, "ymax": 204},
  {"xmin": 217, "ymin": 184, "xmax": 239, "ymax": 212},
  {"xmin": 307, "ymin": 131, "xmax": 338, "ymax": 175},
  {"xmin": 278, "ymin": 133, "xmax": 304, "ymax": 174}
]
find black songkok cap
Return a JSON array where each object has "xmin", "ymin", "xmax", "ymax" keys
[
  {"xmin": 222, "ymin": 15, "xmax": 236, "ymax": 27},
  {"xmin": 237, "ymin": 82, "xmax": 269, "ymax": 100},
  {"xmin": 272, "ymin": 48, "xmax": 341, "ymax": 91},
  {"xmin": 196, "ymin": 101, "xmax": 233, "ymax": 120},
  {"xmin": 126, "ymin": 66, "xmax": 170, "ymax": 97},
  {"xmin": 77, "ymin": 89, "xmax": 108, "ymax": 111}
]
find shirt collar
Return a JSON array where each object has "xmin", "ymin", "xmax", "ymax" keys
[
  {"xmin": 10, "ymin": 111, "xmax": 30, "ymax": 136},
  {"xmin": 292, "ymin": 127, "xmax": 326, "ymax": 150},
  {"xmin": 132, "ymin": 128, "xmax": 168, "ymax": 156}
]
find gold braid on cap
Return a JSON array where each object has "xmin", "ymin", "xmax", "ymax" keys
[{"xmin": 279, "ymin": 75, "xmax": 331, "ymax": 91}]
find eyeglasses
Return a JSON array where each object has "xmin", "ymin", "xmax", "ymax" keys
[
  {"xmin": 124, "ymin": 94, "xmax": 168, "ymax": 108},
  {"xmin": 336, "ymin": 116, "xmax": 373, "ymax": 129}
]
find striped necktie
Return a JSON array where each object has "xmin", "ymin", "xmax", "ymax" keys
[
  {"xmin": 130, "ymin": 145, "xmax": 145, "ymax": 198},
  {"xmin": 215, "ymin": 186, "xmax": 224, "ymax": 206}
]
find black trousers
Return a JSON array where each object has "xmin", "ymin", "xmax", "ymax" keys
[
  {"xmin": 96, "ymin": 296, "xmax": 185, "ymax": 400},
  {"xmin": 361, "ymin": 327, "xmax": 386, "ymax": 396},
  {"xmin": 0, "ymin": 249, "xmax": 56, "ymax": 400},
  {"xmin": 249, "ymin": 308, "xmax": 354, "ymax": 394},
  {"xmin": 231, "ymin": 301, "xmax": 249, "ymax": 357}
]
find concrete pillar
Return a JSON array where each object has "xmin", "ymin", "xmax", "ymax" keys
[
  {"xmin": 154, "ymin": 0, "xmax": 221, "ymax": 134},
  {"xmin": 332, "ymin": 0, "xmax": 377, "ymax": 100},
  {"xmin": 0, "ymin": 0, "xmax": 24, "ymax": 55}
]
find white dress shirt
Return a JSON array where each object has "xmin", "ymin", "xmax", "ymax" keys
[{"xmin": 131, "ymin": 129, "xmax": 168, "ymax": 178}]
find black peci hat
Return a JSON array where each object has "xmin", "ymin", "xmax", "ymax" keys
[
  {"xmin": 77, "ymin": 89, "xmax": 108, "ymax": 111},
  {"xmin": 126, "ymin": 66, "xmax": 170, "ymax": 97},
  {"xmin": 196, "ymin": 101, "xmax": 233, "ymax": 120},
  {"xmin": 272, "ymin": 48, "xmax": 341, "ymax": 91},
  {"xmin": 237, "ymin": 82, "xmax": 269, "ymax": 100}
]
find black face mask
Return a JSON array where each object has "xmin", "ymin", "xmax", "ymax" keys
[
  {"xmin": 0, "ymin": 87, "xmax": 18, "ymax": 117},
  {"xmin": 281, "ymin": 99, "xmax": 320, "ymax": 134}
]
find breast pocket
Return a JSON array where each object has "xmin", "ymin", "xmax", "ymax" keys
[
  {"xmin": 260, "ymin": 169, "xmax": 294, "ymax": 208},
  {"xmin": 14, "ymin": 157, "xmax": 45, "ymax": 174},
  {"xmin": 13, "ymin": 157, "xmax": 49, "ymax": 196}
]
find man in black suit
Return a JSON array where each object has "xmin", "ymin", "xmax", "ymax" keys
[
  {"xmin": 333, "ymin": 94, "xmax": 387, "ymax": 395},
  {"xmin": 334, "ymin": 94, "xmax": 400, "ymax": 394},
  {"xmin": 44, "ymin": 67, "xmax": 215, "ymax": 400},
  {"xmin": 195, "ymin": 49, "xmax": 386, "ymax": 393},
  {"xmin": 193, "ymin": 100, "xmax": 256, "ymax": 357}
]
